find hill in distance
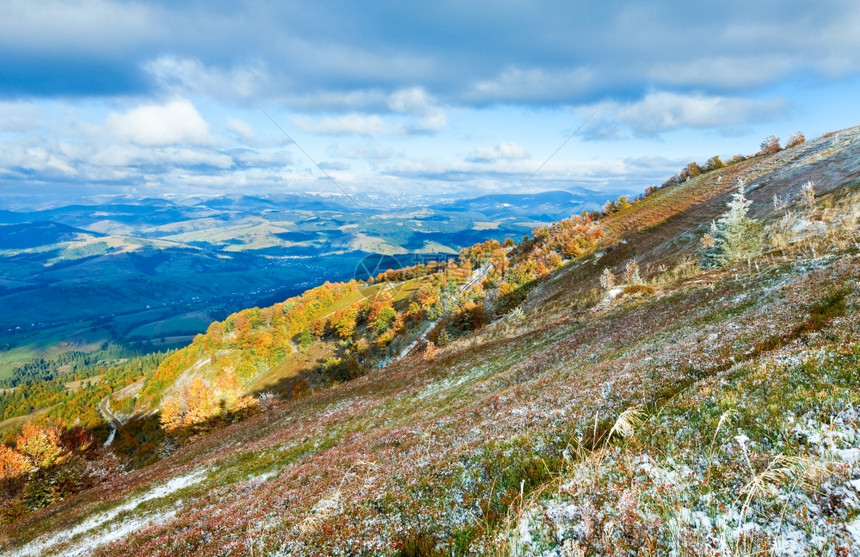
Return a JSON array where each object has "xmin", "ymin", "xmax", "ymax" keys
[
  {"xmin": 1, "ymin": 127, "xmax": 860, "ymax": 555},
  {"xmin": 0, "ymin": 187, "xmax": 623, "ymax": 372}
]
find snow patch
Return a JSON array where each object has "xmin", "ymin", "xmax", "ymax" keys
[
  {"xmin": 836, "ymin": 447, "xmax": 860, "ymax": 464},
  {"xmin": 9, "ymin": 469, "xmax": 206, "ymax": 557},
  {"xmin": 847, "ymin": 517, "xmax": 860, "ymax": 546}
]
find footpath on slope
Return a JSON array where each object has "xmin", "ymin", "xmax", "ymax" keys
[{"xmin": 393, "ymin": 259, "xmax": 494, "ymax": 362}]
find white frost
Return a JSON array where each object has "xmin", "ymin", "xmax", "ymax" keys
[
  {"xmin": 8, "ymin": 469, "xmax": 206, "ymax": 557},
  {"xmin": 847, "ymin": 517, "xmax": 860, "ymax": 546}
]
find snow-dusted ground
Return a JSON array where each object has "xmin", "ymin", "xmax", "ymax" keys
[{"xmin": 9, "ymin": 470, "xmax": 206, "ymax": 557}]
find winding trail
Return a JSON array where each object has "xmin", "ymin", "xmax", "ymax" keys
[
  {"xmin": 394, "ymin": 260, "xmax": 494, "ymax": 362},
  {"xmin": 98, "ymin": 395, "xmax": 122, "ymax": 447}
]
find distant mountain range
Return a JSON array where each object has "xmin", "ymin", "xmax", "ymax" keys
[
  {"xmin": 0, "ymin": 188, "xmax": 625, "ymax": 368},
  {"xmin": 4, "ymin": 126, "xmax": 860, "ymax": 556}
]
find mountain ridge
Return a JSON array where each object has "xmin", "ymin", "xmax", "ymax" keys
[{"xmin": 2, "ymin": 125, "xmax": 860, "ymax": 555}]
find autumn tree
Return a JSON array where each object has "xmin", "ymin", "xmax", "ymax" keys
[
  {"xmin": 491, "ymin": 248, "xmax": 510, "ymax": 276},
  {"xmin": 370, "ymin": 304, "xmax": 397, "ymax": 334},
  {"xmin": 413, "ymin": 284, "xmax": 441, "ymax": 312},
  {"xmin": 183, "ymin": 377, "xmax": 220, "ymax": 426},
  {"xmin": 683, "ymin": 162, "xmax": 702, "ymax": 179},
  {"xmin": 0, "ymin": 444, "xmax": 32, "ymax": 483},
  {"xmin": 704, "ymin": 155, "xmax": 724, "ymax": 171},
  {"xmin": 16, "ymin": 422, "xmax": 65, "ymax": 469},
  {"xmin": 423, "ymin": 341, "xmax": 437, "ymax": 362},
  {"xmin": 329, "ymin": 306, "xmax": 359, "ymax": 340},
  {"xmin": 758, "ymin": 135, "xmax": 781, "ymax": 156},
  {"xmin": 159, "ymin": 396, "xmax": 184, "ymax": 431},
  {"xmin": 785, "ymin": 131, "xmax": 805, "ymax": 148},
  {"xmin": 310, "ymin": 318, "xmax": 327, "ymax": 338},
  {"xmin": 603, "ymin": 195, "xmax": 632, "ymax": 215},
  {"xmin": 159, "ymin": 368, "xmax": 255, "ymax": 432}
]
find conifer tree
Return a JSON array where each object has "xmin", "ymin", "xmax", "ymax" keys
[{"xmin": 703, "ymin": 179, "xmax": 763, "ymax": 266}]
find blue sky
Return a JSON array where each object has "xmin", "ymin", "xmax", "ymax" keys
[{"xmin": 2, "ymin": 0, "xmax": 860, "ymax": 206}]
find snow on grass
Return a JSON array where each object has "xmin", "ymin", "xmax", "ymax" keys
[
  {"xmin": 8, "ymin": 469, "xmax": 207, "ymax": 557},
  {"xmin": 415, "ymin": 361, "xmax": 496, "ymax": 400},
  {"xmin": 5, "ymin": 138, "xmax": 860, "ymax": 554},
  {"xmin": 848, "ymin": 517, "xmax": 860, "ymax": 546}
]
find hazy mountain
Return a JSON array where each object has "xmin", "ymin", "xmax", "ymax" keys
[
  {"xmin": 0, "ymin": 189, "xmax": 610, "ymax": 366},
  {"xmin": 4, "ymin": 127, "xmax": 860, "ymax": 555}
]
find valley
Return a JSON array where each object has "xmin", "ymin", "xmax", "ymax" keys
[
  {"xmin": 0, "ymin": 189, "xmax": 615, "ymax": 371},
  {"xmin": 1, "ymin": 126, "xmax": 858, "ymax": 555}
]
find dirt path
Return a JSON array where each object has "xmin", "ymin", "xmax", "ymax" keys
[
  {"xmin": 98, "ymin": 395, "xmax": 122, "ymax": 446},
  {"xmin": 395, "ymin": 261, "xmax": 494, "ymax": 362}
]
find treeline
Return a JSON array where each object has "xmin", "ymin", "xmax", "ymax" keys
[
  {"xmin": 654, "ymin": 132, "xmax": 806, "ymax": 192},
  {"xmin": 0, "ymin": 342, "xmax": 132, "ymax": 389},
  {"xmin": 492, "ymin": 214, "xmax": 605, "ymax": 312},
  {"xmin": 140, "ymin": 281, "xmax": 363, "ymax": 402},
  {"xmin": 0, "ymin": 349, "xmax": 169, "ymax": 432},
  {"xmin": 145, "ymin": 259, "xmax": 481, "ymax": 429}
]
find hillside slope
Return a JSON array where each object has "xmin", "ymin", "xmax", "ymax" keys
[{"xmin": 2, "ymin": 127, "xmax": 860, "ymax": 556}]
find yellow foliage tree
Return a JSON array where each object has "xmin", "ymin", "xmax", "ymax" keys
[
  {"xmin": 159, "ymin": 396, "xmax": 184, "ymax": 432},
  {"xmin": 183, "ymin": 377, "xmax": 220, "ymax": 426},
  {"xmin": 159, "ymin": 367, "xmax": 256, "ymax": 432},
  {"xmin": 16, "ymin": 422, "xmax": 65, "ymax": 469},
  {"xmin": 0, "ymin": 444, "xmax": 33, "ymax": 481}
]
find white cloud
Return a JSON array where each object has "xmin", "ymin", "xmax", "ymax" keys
[
  {"xmin": 291, "ymin": 89, "xmax": 447, "ymax": 137},
  {"xmin": 388, "ymin": 87, "xmax": 447, "ymax": 132},
  {"xmin": 19, "ymin": 146, "xmax": 77, "ymax": 175},
  {"xmin": 232, "ymin": 149, "xmax": 293, "ymax": 167},
  {"xmin": 88, "ymin": 144, "xmax": 233, "ymax": 169},
  {"xmin": 292, "ymin": 114, "xmax": 399, "ymax": 137},
  {"xmin": 384, "ymin": 154, "xmax": 678, "ymax": 195},
  {"xmin": 581, "ymin": 92, "xmax": 790, "ymax": 139},
  {"xmin": 143, "ymin": 56, "xmax": 268, "ymax": 100},
  {"xmin": 317, "ymin": 160, "xmax": 350, "ymax": 171},
  {"xmin": 466, "ymin": 67, "xmax": 594, "ymax": 103},
  {"xmin": 225, "ymin": 117, "xmax": 255, "ymax": 141},
  {"xmin": 282, "ymin": 90, "xmax": 389, "ymax": 113},
  {"xmin": 0, "ymin": 102, "xmax": 41, "ymax": 133},
  {"xmin": 0, "ymin": 0, "xmax": 158, "ymax": 53},
  {"xmin": 328, "ymin": 143, "xmax": 397, "ymax": 161},
  {"xmin": 388, "ymin": 87, "xmax": 435, "ymax": 116},
  {"xmin": 469, "ymin": 142, "xmax": 529, "ymax": 162},
  {"xmin": 649, "ymin": 57, "xmax": 795, "ymax": 89},
  {"xmin": 106, "ymin": 99, "xmax": 214, "ymax": 146}
]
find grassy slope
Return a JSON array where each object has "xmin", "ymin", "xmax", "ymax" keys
[{"xmin": 2, "ymin": 127, "xmax": 860, "ymax": 556}]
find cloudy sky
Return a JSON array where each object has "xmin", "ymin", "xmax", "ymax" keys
[{"xmin": 2, "ymin": 0, "xmax": 860, "ymax": 206}]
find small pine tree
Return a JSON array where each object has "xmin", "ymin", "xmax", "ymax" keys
[
  {"xmin": 599, "ymin": 268, "xmax": 616, "ymax": 291},
  {"xmin": 423, "ymin": 341, "xmax": 437, "ymax": 362},
  {"xmin": 622, "ymin": 261, "xmax": 643, "ymax": 285},
  {"xmin": 704, "ymin": 179, "xmax": 763, "ymax": 266},
  {"xmin": 507, "ymin": 306, "xmax": 525, "ymax": 322},
  {"xmin": 800, "ymin": 180, "xmax": 816, "ymax": 211},
  {"xmin": 436, "ymin": 329, "xmax": 450, "ymax": 346}
]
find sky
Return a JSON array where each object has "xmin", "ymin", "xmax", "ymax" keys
[{"xmin": 2, "ymin": 0, "xmax": 860, "ymax": 207}]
